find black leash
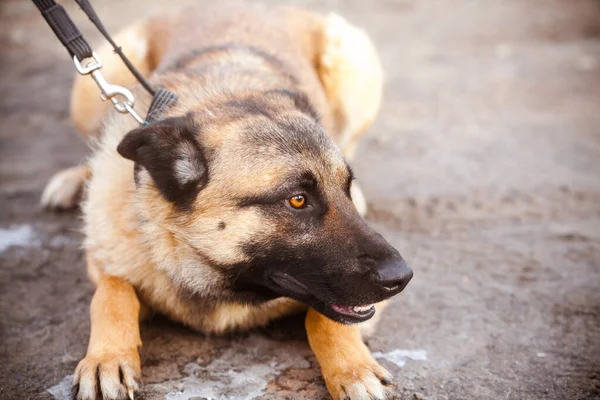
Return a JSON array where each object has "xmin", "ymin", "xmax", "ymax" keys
[{"xmin": 31, "ymin": 0, "xmax": 177, "ymax": 124}]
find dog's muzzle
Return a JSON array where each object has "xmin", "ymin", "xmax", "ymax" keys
[{"xmin": 268, "ymin": 255, "xmax": 413, "ymax": 324}]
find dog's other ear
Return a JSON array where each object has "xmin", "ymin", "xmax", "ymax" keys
[{"xmin": 117, "ymin": 116, "xmax": 208, "ymax": 208}]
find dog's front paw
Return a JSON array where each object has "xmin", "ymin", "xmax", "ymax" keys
[
  {"xmin": 324, "ymin": 359, "xmax": 396, "ymax": 400},
  {"xmin": 72, "ymin": 350, "xmax": 141, "ymax": 400}
]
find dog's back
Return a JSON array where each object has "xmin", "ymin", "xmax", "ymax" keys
[{"xmin": 144, "ymin": 2, "xmax": 335, "ymax": 134}]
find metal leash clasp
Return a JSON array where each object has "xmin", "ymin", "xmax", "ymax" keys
[{"xmin": 74, "ymin": 52, "xmax": 146, "ymax": 125}]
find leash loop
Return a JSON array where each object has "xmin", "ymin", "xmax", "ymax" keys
[{"xmin": 73, "ymin": 52, "xmax": 102, "ymax": 74}]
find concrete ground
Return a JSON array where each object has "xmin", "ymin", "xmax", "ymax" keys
[{"xmin": 1, "ymin": 0, "xmax": 599, "ymax": 399}]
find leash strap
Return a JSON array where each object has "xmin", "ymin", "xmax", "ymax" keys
[
  {"xmin": 31, "ymin": 0, "xmax": 177, "ymax": 124},
  {"xmin": 32, "ymin": 0, "xmax": 93, "ymax": 60}
]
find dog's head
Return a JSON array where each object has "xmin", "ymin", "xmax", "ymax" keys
[{"xmin": 117, "ymin": 90, "xmax": 412, "ymax": 323}]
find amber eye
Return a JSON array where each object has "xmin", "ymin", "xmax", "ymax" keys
[{"xmin": 288, "ymin": 194, "xmax": 306, "ymax": 209}]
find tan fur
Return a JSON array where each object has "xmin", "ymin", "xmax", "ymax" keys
[
  {"xmin": 317, "ymin": 14, "xmax": 383, "ymax": 160},
  {"xmin": 73, "ymin": 263, "xmax": 142, "ymax": 399},
  {"xmin": 306, "ymin": 303, "xmax": 394, "ymax": 400},
  {"xmin": 63, "ymin": 3, "xmax": 388, "ymax": 400}
]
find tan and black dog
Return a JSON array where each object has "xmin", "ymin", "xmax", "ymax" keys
[{"xmin": 42, "ymin": 2, "xmax": 413, "ymax": 399}]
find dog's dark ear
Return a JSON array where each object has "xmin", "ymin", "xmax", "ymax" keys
[{"xmin": 117, "ymin": 116, "xmax": 208, "ymax": 208}]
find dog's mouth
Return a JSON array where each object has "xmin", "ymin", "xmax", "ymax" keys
[
  {"xmin": 268, "ymin": 272, "xmax": 377, "ymax": 324},
  {"xmin": 330, "ymin": 304, "xmax": 376, "ymax": 321}
]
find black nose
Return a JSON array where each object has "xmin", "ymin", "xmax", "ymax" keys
[{"xmin": 376, "ymin": 256, "xmax": 413, "ymax": 291}]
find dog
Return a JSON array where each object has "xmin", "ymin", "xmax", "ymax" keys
[{"xmin": 42, "ymin": 2, "xmax": 413, "ymax": 399}]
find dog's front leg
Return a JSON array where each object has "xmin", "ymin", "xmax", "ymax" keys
[
  {"xmin": 72, "ymin": 272, "xmax": 142, "ymax": 400},
  {"xmin": 306, "ymin": 307, "xmax": 396, "ymax": 400}
]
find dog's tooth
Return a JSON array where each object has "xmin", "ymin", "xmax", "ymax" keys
[{"xmin": 352, "ymin": 305, "xmax": 373, "ymax": 313}]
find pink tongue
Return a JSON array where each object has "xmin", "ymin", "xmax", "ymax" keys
[
  {"xmin": 332, "ymin": 304, "xmax": 374, "ymax": 315},
  {"xmin": 332, "ymin": 305, "xmax": 353, "ymax": 313}
]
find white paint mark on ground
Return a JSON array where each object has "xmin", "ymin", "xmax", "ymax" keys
[
  {"xmin": 373, "ymin": 349, "xmax": 428, "ymax": 368},
  {"xmin": 159, "ymin": 335, "xmax": 311, "ymax": 400},
  {"xmin": 0, "ymin": 224, "xmax": 38, "ymax": 253},
  {"xmin": 47, "ymin": 374, "xmax": 73, "ymax": 400}
]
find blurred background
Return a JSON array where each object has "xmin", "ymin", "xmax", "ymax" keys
[{"xmin": 1, "ymin": 0, "xmax": 599, "ymax": 399}]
